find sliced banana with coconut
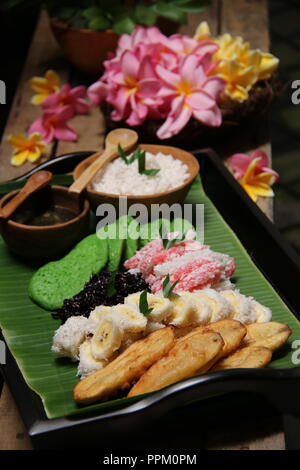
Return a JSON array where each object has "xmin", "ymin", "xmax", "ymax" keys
[
  {"xmin": 77, "ymin": 340, "xmax": 107, "ymax": 378},
  {"xmin": 91, "ymin": 315, "xmax": 123, "ymax": 361},
  {"xmin": 89, "ymin": 305, "xmax": 112, "ymax": 323},
  {"xmin": 168, "ymin": 293, "xmax": 195, "ymax": 327},
  {"xmin": 220, "ymin": 289, "xmax": 255, "ymax": 324},
  {"xmin": 125, "ymin": 292, "xmax": 172, "ymax": 323},
  {"xmin": 110, "ymin": 303, "xmax": 147, "ymax": 334},
  {"xmin": 194, "ymin": 288, "xmax": 231, "ymax": 322},
  {"xmin": 179, "ymin": 292, "xmax": 211, "ymax": 324},
  {"xmin": 249, "ymin": 299, "xmax": 272, "ymax": 323}
]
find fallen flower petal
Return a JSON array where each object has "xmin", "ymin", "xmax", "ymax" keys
[
  {"xmin": 30, "ymin": 70, "xmax": 61, "ymax": 105},
  {"xmin": 8, "ymin": 132, "xmax": 47, "ymax": 167},
  {"xmin": 226, "ymin": 149, "xmax": 279, "ymax": 202},
  {"xmin": 29, "ymin": 106, "xmax": 77, "ymax": 144},
  {"xmin": 42, "ymin": 84, "xmax": 90, "ymax": 116}
]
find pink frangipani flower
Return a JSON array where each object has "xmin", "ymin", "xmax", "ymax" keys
[
  {"xmin": 29, "ymin": 105, "xmax": 77, "ymax": 143},
  {"xmin": 226, "ymin": 149, "xmax": 279, "ymax": 201},
  {"xmin": 88, "ymin": 26, "xmax": 225, "ymax": 138},
  {"xmin": 88, "ymin": 81, "xmax": 111, "ymax": 106},
  {"xmin": 117, "ymin": 26, "xmax": 169, "ymax": 57},
  {"xmin": 107, "ymin": 50, "xmax": 162, "ymax": 126},
  {"xmin": 227, "ymin": 149, "xmax": 279, "ymax": 180},
  {"xmin": 156, "ymin": 54, "xmax": 225, "ymax": 139},
  {"xmin": 166, "ymin": 35, "xmax": 218, "ymax": 61},
  {"xmin": 42, "ymin": 84, "xmax": 90, "ymax": 115}
]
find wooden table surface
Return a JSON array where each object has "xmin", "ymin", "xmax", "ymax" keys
[{"xmin": 0, "ymin": 0, "xmax": 284, "ymax": 450}]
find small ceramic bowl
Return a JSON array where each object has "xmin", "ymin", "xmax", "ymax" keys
[
  {"xmin": 73, "ymin": 144, "xmax": 200, "ymax": 212},
  {"xmin": 0, "ymin": 185, "xmax": 90, "ymax": 261}
]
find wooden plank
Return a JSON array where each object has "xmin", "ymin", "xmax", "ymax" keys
[
  {"xmin": 0, "ymin": 385, "xmax": 32, "ymax": 450},
  {"xmin": 206, "ymin": 418, "xmax": 285, "ymax": 450},
  {"xmin": 220, "ymin": 0, "xmax": 269, "ymax": 49},
  {"xmin": 220, "ymin": 0, "xmax": 273, "ymax": 221},
  {"xmin": 54, "ymin": 106, "xmax": 105, "ymax": 156},
  {"xmin": 0, "ymin": 11, "xmax": 66, "ymax": 183},
  {"xmin": 179, "ymin": 0, "xmax": 220, "ymax": 36}
]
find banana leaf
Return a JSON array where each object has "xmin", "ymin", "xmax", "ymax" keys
[{"xmin": 0, "ymin": 175, "xmax": 300, "ymax": 419}]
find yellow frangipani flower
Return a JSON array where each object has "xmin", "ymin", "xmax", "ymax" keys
[
  {"xmin": 8, "ymin": 132, "xmax": 47, "ymax": 167},
  {"xmin": 239, "ymin": 157, "xmax": 276, "ymax": 202},
  {"xmin": 194, "ymin": 22, "xmax": 279, "ymax": 102},
  {"xmin": 194, "ymin": 21, "xmax": 211, "ymax": 40},
  {"xmin": 29, "ymin": 70, "xmax": 61, "ymax": 105}
]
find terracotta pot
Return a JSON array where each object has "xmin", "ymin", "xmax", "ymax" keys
[
  {"xmin": 0, "ymin": 186, "xmax": 90, "ymax": 261},
  {"xmin": 50, "ymin": 17, "xmax": 119, "ymax": 77},
  {"xmin": 50, "ymin": 15, "xmax": 179, "ymax": 77}
]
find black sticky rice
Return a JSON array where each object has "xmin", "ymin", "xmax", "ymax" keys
[{"xmin": 52, "ymin": 270, "xmax": 149, "ymax": 323}]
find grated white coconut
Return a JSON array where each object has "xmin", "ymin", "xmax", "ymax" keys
[
  {"xmin": 51, "ymin": 316, "xmax": 90, "ymax": 361},
  {"xmin": 92, "ymin": 152, "xmax": 190, "ymax": 196},
  {"xmin": 249, "ymin": 298, "xmax": 272, "ymax": 323},
  {"xmin": 220, "ymin": 289, "xmax": 255, "ymax": 324},
  {"xmin": 77, "ymin": 340, "xmax": 106, "ymax": 378}
]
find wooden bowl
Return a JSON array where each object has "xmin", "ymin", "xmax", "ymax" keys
[
  {"xmin": 0, "ymin": 185, "xmax": 90, "ymax": 261},
  {"xmin": 73, "ymin": 144, "xmax": 200, "ymax": 213}
]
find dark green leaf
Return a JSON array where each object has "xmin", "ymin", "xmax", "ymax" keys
[
  {"xmin": 118, "ymin": 144, "xmax": 129, "ymax": 164},
  {"xmin": 142, "ymin": 169, "xmax": 160, "ymax": 176},
  {"xmin": 128, "ymin": 148, "xmax": 142, "ymax": 164},
  {"xmin": 138, "ymin": 150, "xmax": 146, "ymax": 173},
  {"xmin": 137, "ymin": 149, "xmax": 160, "ymax": 176},
  {"xmin": 88, "ymin": 16, "xmax": 111, "ymax": 31},
  {"xmin": 112, "ymin": 15, "xmax": 136, "ymax": 34},
  {"xmin": 55, "ymin": 7, "xmax": 78, "ymax": 21},
  {"xmin": 118, "ymin": 146, "xmax": 142, "ymax": 165},
  {"xmin": 162, "ymin": 274, "xmax": 179, "ymax": 298},
  {"xmin": 175, "ymin": 0, "xmax": 210, "ymax": 13},
  {"xmin": 139, "ymin": 290, "xmax": 153, "ymax": 316},
  {"xmin": 106, "ymin": 4, "xmax": 127, "ymax": 20},
  {"xmin": 135, "ymin": 3, "xmax": 157, "ymax": 26},
  {"xmin": 82, "ymin": 7, "xmax": 103, "ymax": 20},
  {"xmin": 153, "ymin": 1, "xmax": 187, "ymax": 24},
  {"xmin": 164, "ymin": 232, "xmax": 186, "ymax": 250}
]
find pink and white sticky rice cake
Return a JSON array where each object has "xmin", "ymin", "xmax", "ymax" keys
[{"xmin": 124, "ymin": 238, "xmax": 235, "ymax": 293}]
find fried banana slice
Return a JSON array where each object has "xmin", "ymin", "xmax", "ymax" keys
[
  {"xmin": 211, "ymin": 345, "xmax": 272, "ymax": 371},
  {"xmin": 243, "ymin": 321, "xmax": 292, "ymax": 351},
  {"xmin": 176, "ymin": 319, "xmax": 247, "ymax": 359},
  {"xmin": 128, "ymin": 330, "xmax": 224, "ymax": 397},
  {"xmin": 74, "ymin": 326, "xmax": 175, "ymax": 404},
  {"xmin": 174, "ymin": 325, "xmax": 195, "ymax": 339}
]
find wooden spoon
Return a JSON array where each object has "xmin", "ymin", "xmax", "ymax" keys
[
  {"xmin": 0, "ymin": 170, "xmax": 53, "ymax": 220},
  {"xmin": 69, "ymin": 128, "xmax": 138, "ymax": 195}
]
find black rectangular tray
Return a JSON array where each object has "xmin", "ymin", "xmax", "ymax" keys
[{"xmin": 1, "ymin": 148, "xmax": 300, "ymax": 450}]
